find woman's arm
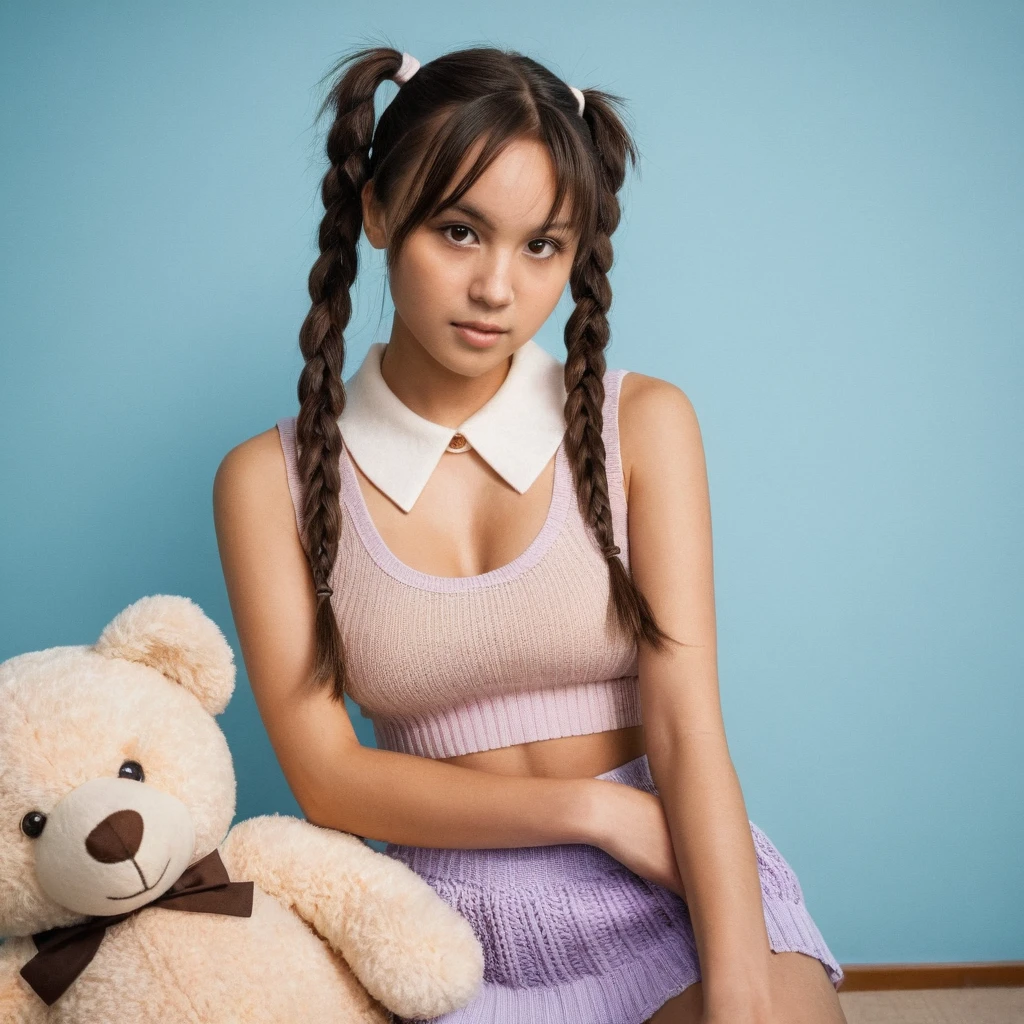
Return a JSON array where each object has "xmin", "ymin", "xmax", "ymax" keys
[
  {"xmin": 212, "ymin": 429, "xmax": 599, "ymax": 850},
  {"xmin": 621, "ymin": 374, "xmax": 774, "ymax": 1015}
]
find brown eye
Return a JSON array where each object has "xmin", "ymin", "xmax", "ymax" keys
[
  {"xmin": 22, "ymin": 811, "xmax": 46, "ymax": 838},
  {"xmin": 119, "ymin": 760, "xmax": 145, "ymax": 782},
  {"xmin": 526, "ymin": 238, "xmax": 560, "ymax": 259},
  {"xmin": 441, "ymin": 224, "xmax": 476, "ymax": 246}
]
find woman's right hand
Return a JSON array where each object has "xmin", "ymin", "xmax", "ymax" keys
[{"xmin": 583, "ymin": 778, "xmax": 687, "ymax": 900}]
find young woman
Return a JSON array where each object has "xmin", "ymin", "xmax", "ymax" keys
[{"xmin": 214, "ymin": 45, "xmax": 847, "ymax": 1024}]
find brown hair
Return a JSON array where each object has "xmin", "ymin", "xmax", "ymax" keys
[{"xmin": 296, "ymin": 43, "xmax": 682, "ymax": 699}]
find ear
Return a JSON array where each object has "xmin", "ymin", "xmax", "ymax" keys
[
  {"xmin": 362, "ymin": 178, "xmax": 388, "ymax": 250},
  {"xmin": 93, "ymin": 595, "xmax": 236, "ymax": 715}
]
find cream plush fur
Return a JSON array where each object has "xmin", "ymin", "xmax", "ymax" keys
[{"xmin": 0, "ymin": 595, "xmax": 484, "ymax": 1023}]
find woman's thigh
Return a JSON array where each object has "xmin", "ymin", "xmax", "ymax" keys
[{"xmin": 643, "ymin": 951, "xmax": 847, "ymax": 1024}]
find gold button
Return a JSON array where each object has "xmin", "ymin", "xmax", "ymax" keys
[{"xmin": 448, "ymin": 433, "xmax": 468, "ymax": 450}]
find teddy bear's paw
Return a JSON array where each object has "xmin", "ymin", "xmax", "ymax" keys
[
  {"xmin": 220, "ymin": 815, "xmax": 483, "ymax": 1018},
  {"xmin": 337, "ymin": 861, "xmax": 485, "ymax": 1019}
]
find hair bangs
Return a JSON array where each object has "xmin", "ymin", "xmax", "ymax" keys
[{"xmin": 384, "ymin": 92, "xmax": 598, "ymax": 262}]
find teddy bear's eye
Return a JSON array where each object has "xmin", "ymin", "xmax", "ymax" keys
[
  {"xmin": 118, "ymin": 760, "xmax": 145, "ymax": 782},
  {"xmin": 21, "ymin": 811, "xmax": 46, "ymax": 839}
]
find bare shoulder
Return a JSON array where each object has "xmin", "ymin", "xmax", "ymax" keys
[
  {"xmin": 212, "ymin": 423, "xmax": 306, "ymax": 592},
  {"xmin": 213, "ymin": 425, "xmax": 295, "ymax": 526},
  {"xmin": 215, "ymin": 426, "xmax": 288, "ymax": 494},
  {"xmin": 617, "ymin": 370, "xmax": 704, "ymax": 499}
]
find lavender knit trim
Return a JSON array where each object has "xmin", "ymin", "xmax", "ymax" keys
[
  {"xmin": 340, "ymin": 436, "xmax": 574, "ymax": 593},
  {"xmin": 603, "ymin": 368, "xmax": 630, "ymax": 574},
  {"xmin": 373, "ymin": 675, "xmax": 642, "ymax": 758},
  {"xmin": 334, "ymin": 365, "xmax": 631, "ymax": 592}
]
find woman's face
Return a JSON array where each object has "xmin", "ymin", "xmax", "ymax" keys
[{"xmin": 362, "ymin": 135, "xmax": 580, "ymax": 377}]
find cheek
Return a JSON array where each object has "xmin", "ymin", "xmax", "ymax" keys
[
  {"xmin": 518, "ymin": 263, "xmax": 572, "ymax": 327},
  {"xmin": 541, "ymin": 267, "xmax": 572, "ymax": 308},
  {"xmin": 390, "ymin": 241, "xmax": 463, "ymax": 320}
]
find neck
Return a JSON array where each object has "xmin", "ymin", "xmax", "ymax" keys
[{"xmin": 379, "ymin": 314, "xmax": 514, "ymax": 427}]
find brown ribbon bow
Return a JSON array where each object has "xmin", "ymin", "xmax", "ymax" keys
[{"xmin": 20, "ymin": 847, "xmax": 254, "ymax": 1006}]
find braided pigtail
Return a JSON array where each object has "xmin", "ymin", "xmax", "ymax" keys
[
  {"xmin": 563, "ymin": 88, "xmax": 680, "ymax": 654},
  {"xmin": 296, "ymin": 47, "xmax": 405, "ymax": 699}
]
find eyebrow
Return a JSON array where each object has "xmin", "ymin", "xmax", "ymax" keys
[{"xmin": 441, "ymin": 200, "xmax": 574, "ymax": 235}]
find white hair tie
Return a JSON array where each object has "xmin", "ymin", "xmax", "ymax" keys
[
  {"xmin": 393, "ymin": 52, "xmax": 420, "ymax": 85},
  {"xmin": 391, "ymin": 51, "xmax": 585, "ymax": 118}
]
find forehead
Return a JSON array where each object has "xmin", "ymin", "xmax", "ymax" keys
[{"xmin": 444, "ymin": 136, "xmax": 571, "ymax": 230}]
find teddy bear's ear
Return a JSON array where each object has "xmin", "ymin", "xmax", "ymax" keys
[{"xmin": 93, "ymin": 595, "xmax": 236, "ymax": 715}]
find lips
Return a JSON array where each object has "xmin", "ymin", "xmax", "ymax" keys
[
  {"xmin": 452, "ymin": 321, "xmax": 507, "ymax": 333},
  {"xmin": 452, "ymin": 321, "xmax": 509, "ymax": 349}
]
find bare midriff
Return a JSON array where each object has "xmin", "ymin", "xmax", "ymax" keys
[{"xmin": 436, "ymin": 725, "xmax": 646, "ymax": 779}]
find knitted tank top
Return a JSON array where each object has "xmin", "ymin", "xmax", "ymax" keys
[{"xmin": 275, "ymin": 367, "xmax": 639, "ymax": 758}]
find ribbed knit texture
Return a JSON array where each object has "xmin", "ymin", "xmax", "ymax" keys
[
  {"xmin": 385, "ymin": 754, "xmax": 845, "ymax": 1023},
  {"xmin": 276, "ymin": 367, "xmax": 640, "ymax": 758}
]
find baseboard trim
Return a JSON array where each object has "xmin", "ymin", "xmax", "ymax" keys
[{"xmin": 837, "ymin": 962, "xmax": 1024, "ymax": 991}]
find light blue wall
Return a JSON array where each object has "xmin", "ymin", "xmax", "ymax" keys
[{"xmin": 2, "ymin": 2, "xmax": 1021, "ymax": 966}]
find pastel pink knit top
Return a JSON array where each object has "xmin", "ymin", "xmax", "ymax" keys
[{"xmin": 276, "ymin": 367, "xmax": 639, "ymax": 758}]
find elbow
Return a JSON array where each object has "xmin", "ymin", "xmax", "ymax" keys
[
  {"xmin": 287, "ymin": 749, "xmax": 366, "ymax": 834},
  {"xmin": 296, "ymin": 790, "xmax": 355, "ymax": 834},
  {"xmin": 289, "ymin": 771, "xmax": 341, "ymax": 830},
  {"xmin": 297, "ymin": 794, "xmax": 329, "ymax": 829}
]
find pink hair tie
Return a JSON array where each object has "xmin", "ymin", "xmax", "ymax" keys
[
  {"xmin": 393, "ymin": 52, "xmax": 420, "ymax": 85},
  {"xmin": 569, "ymin": 85, "xmax": 585, "ymax": 117}
]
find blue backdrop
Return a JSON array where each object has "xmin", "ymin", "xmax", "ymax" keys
[{"xmin": 2, "ymin": 1, "xmax": 1021, "ymax": 966}]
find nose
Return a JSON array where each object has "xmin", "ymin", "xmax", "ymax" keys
[
  {"xmin": 468, "ymin": 249, "xmax": 514, "ymax": 308},
  {"xmin": 85, "ymin": 809, "xmax": 145, "ymax": 863}
]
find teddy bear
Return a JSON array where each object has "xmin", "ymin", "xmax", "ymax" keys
[{"xmin": 0, "ymin": 594, "xmax": 484, "ymax": 1023}]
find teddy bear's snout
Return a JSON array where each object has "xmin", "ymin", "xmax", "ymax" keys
[
  {"xmin": 33, "ymin": 776, "xmax": 197, "ymax": 918},
  {"xmin": 86, "ymin": 809, "xmax": 145, "ymax": 863}
]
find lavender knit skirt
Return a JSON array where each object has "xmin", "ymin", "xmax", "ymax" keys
[{"xmin": 383, "ymin": 754, "xmax": 843, "ymax": 1023}]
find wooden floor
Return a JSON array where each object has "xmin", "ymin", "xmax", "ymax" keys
[{"xmin": 838, "ymin": 986, "xmax": 1024, "ymax": 1023}]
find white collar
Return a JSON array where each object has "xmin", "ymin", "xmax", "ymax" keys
[{"xmin": 338, "ymin": 338, "xmax": 568, "ymax": 513}]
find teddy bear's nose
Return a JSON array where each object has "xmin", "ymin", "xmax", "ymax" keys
[{"xmin": 85, "ymin": 809, "xmax": 145, "ymax": 863}]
